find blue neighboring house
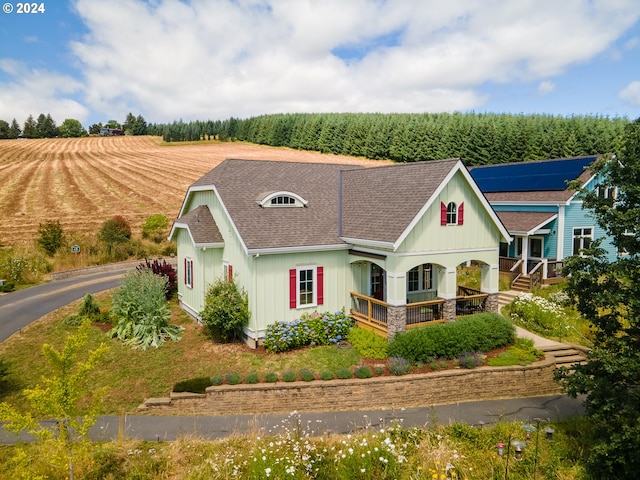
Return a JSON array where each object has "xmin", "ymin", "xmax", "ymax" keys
[{"xmin": 469, "ymin": 155, "xmax": 619, "ymax": 289}]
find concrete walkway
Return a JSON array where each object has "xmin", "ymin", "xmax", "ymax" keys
[{"xmin": 514, "ymin": 325, "xmax": 565, "ymax": 349}]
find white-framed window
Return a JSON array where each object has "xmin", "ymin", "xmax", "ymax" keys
[
  {"xmin": 446, "ymin": 202, "xmax": 457, "ymax": 225},
  {"xmin": 223, "ymin": 262, "xmax": 233, "ymax": 282},
  {"xmin": 573, "ymin": 227, "xmax": 593, "ymax": 256},
  {"xmin": 184, "ymin": 257, "xmax": 193, "ymax": 288},
  {"xmin": 529, "ymin": 237, "xmax": 543, "ymax": 258},
  {"xmin": 289, "ymin": 266, "xmax": 324, "ymax": 309},
  {"xmin": 440, "ymin": 201, "xmax": 464, "ymax": 226},
  {"xmin": 597, "ymin": 185, "xmax": 617, "ymax": 199},
  {"xmin": 407, "ymin": 264, "xmax": 433, "ymax": 292},
  {"xmin": 259, "ymin": 191, "xmax": 308, "ymax": 208}
]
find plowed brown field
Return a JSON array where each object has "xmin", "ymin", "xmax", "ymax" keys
[{"xmin": 0, "ymin": 136, "xmax": 386, "ymax": 245}]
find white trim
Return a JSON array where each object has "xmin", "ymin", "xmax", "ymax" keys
[
  {"xmin": 168, "ymin": 223, "xmax": 224, "ymax": 249},
  {"xmin": 557, "ymin": 205, "xmax": 565, "ymax": 260},
  {"xmin": 392, "ymin": 246, "xmax": 499, "ymax": 257},
  {"xmin": 572, "ymin": 226, "xmax": 595, "ymax": 257},
  {"xmin": 296, "ymin": 265, "xmax": 317, "ymax": 309},
  {"xmin": 526, "ymin": 214, "xmax": 557, "ymax": 236},
  {"xmin": 257, "ymin": 191, "xmax": 308, "ymax": 207},
  {"xmin": 248, "ymin": 243, "xmax": 350, "ymax": 256},
  {"xmin": 340, "ymin": 237, "xmax": 395, "ymax": 250}
]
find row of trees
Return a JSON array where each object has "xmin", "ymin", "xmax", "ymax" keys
[
  {"xmin": 150, "ymin": 113, "xmax": 629, "ymax": 165},
  {"xmin": 0, "ymin": 112, "xmax": 149, "ymax": 139},
  {"xmin": 0, "ymin": 114, "xmax": 87, "ymax": 139}
]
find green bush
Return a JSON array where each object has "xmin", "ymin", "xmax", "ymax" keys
[
  {"xmin": 37, "ymin": 220, "xmax": 65, "ymax": 256},
  {"xmin": 210, "ymin": 374, "xmax": 223, "ymax": 386},
  {"xmin": 109, "ymin": 269, "xmax": 184, "ymax": 350},
  {"xmin": 505, "ymin": 292, "xmax": 566, "ymax": 338},
  {"xmin": 347, "ymin": 327, "xmax": 389, "ymax": 359},
  {"xmin": 299, "ymin": 368, "xmax": 315, "ymax": 382},
  {"xmin": 488, "ymin": 337, "xmax": 544, "ymax": 366},
  {"xmin": 142, "ymin": 214, "xmax": 169, "ymax": 243},
  {"xmin": 264, "ymin": 372, "xmax": 279, "ymax": 383},
  {"xmin": 336, "ymin": 367, "xmax": 352, "ymax": 379},
  {"xmin": 281, "ymin": 370, "xmax": 297, "ymax": 382},
  {"xmin": 0, "ymin": 281, "xmax": 15, "ymax": 292},
  {"xmin": 225, "ymin": 372, "xmax": 242, "ymax": 385},
  {"xmin": 374, "ymin": 365, "xmax": 384, "ymax": 375},
  {"xmin": 245, "ymin": 371, "xmax": 260, "ymax": 384},
  {"xmin": 173, "ymin": 377, "xmax": 212, "ymax": 394},
  {"xmin": 388, "ymin": 357, "xmax": 412, "ymax": 376},
  {"xmin": 388, "ymin": 313, "xmax": 515, "ymax": 363},
  {"xmin": 354, "ymin": 365, "xmax": 373, "ymax": 379},
  {"xmin": 319, "ymin": 369, "xmax": 334, "ymax": 380},
  {"xmin": 200, "ymin": 277, "xmax": 250, "ymax": 343}
]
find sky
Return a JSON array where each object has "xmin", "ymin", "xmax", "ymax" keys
[{"xmin": 1, "ymin": 0, "xmax": 640, "ymax": 129}]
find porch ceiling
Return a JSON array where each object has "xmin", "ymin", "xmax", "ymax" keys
[{"xmin": 495, "ymin": 211, "xmax": 557, "ymax": 236}]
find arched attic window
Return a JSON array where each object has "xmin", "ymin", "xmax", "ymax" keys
[{"xmin": 257, "ymin": 191, "xmax": 308, "ymax": 208}]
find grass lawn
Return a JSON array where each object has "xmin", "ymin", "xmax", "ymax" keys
[{"xmin": 0, "ymin": 292, "xmax": 362, "ymax": 414}]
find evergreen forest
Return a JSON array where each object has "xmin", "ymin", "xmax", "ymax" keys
[{"xmin": 147, "ymin": 112, "xmax": 631, "ymax": 165}]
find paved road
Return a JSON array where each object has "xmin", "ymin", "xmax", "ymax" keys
[
  {"xmin": 0, "ymin": 394, "xmax": 584, "ymax": 444},
  {"xmin": 0, "ymin": 266, "xmax": 131, "ymax": 342}
]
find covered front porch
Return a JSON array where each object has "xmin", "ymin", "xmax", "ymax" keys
[{"xmin": 348, "ymin": 254, "xmax": 499, "ymax": 339}]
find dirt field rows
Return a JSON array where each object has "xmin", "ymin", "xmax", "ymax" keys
[{"xmin": 0, "ymin": 136, "xmax": 385, "ymax": 245}]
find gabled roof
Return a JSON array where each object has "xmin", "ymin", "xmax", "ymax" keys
[
  {"xmin": 469, "ymin": 155, "xmax": 598, "ymax": 203},
  {"xmin": 340, "ymin": 159, "xmax": 458, "ymax": 244},
  {"xmin": 169, "ymin": 204, "xmax": 223, "ymax": 247},
  {"xmin": 495, "ymin": 211, "xmax": 557, "ymax": 236},
  {"xmin": 187, "ymin": 159, "xmax": 364, "ymax": 251},
  {"xmin": 174, "ymin": 158, "xmax": 510, "ymax": 253}
]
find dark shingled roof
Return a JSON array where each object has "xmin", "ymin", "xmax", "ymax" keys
[
  {"xmin": 340, "ymin": 159, "xmax": 460, "ymax": 243},
  {"xmin": 191, "ymin": 159, "xmax": 365, "ymax": 250},
  {"xmin": 495, "ymin": 211, "xmax": 557, "ymax": 234},
  {"xmin": 177, "ymin": 205, "xmax": 223, "ymax": 245}
]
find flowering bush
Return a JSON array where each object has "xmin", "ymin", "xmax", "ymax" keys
[
  {"xmin": 263, "ymin": 309, "xmax": 354, "ymax": 353},
  {"xmin": 507, "ymin": 292, "xmax": 566, "ymax": 338}
]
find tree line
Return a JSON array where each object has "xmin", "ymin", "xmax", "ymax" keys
[
  {"xmin": 150, "ymin": 112, "xmax": 630, "ymax": 165},
  {"xmin": 0, "ymin": 112, "xmax": 148, "ymax": 139}
]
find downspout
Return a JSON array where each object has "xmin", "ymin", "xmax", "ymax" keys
[{"xmin": 338, "ymin": 171, "xmax": 343, "ymax": 237}]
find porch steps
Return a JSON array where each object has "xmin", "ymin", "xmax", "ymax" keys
[
  {"xmin": 511, "ymin": 276, "xmax": 531, "ymax": 292},
  {"xmin": 539, "ymin": 344, "xmax": 588, "ymax": 368},
  {"xmin": 497, "ymin": 290, "xmax": 521, "ymax": 311}
]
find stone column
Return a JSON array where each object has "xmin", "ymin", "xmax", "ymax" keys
[
  {"xmin": 444, "ymin": 298, "xmax": 456, "ymax": 322},
  {"xmin": 484, "ymin": 292, "xmax": 499, "ymax": 313},
  {"xmin": 386, "ymin": 305, "xmax": 407, "ymax": 340}
]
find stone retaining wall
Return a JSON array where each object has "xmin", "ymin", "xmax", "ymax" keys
[{"xmin": 140, "ymin": 359, "xmax": 563, "ymax": 415}]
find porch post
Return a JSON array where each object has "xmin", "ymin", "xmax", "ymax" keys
[
  {"xmin": 481, "ymin": 263, "xmax": 500, "ymax": 314},
  {"xmin": 521, "ymin": 236, "xmax": 529, "ymax": 275},
  {"xmin": 438, "ymin": 267, "xmax": 457, "ymax": 322}
]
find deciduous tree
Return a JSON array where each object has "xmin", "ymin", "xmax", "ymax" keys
[{"xmin": 556, "ymin": 117, "xmax": 640, "ymax": 478}]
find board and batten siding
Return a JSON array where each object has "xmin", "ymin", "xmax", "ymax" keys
[
  {"xmin": 398, "ymin": 170, "xmax": 502, "ymax": 262},
  {"xmin": 248, "ymin": 250, "xmax": 353, "ymax": 339}
]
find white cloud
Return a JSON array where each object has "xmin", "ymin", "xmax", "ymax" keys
[
  {"xmin": 66, "ymin": 0, "xmax": 640, "ymax": 122},
  {"xmin": 619, "ymin": 81, "xmax": 640, "ymax": 106},
  {"xmin": 0, "ymin": 60, "xmax": 88, "ymax": 125},
  {"xmin": 537, "ymin": 81, "xmax": 556, "ymax": 96}
]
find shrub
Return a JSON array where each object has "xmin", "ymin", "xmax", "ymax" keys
[
  {"xmin": 388, "ymin": 357, "xmax": 412, "ymax": 376},
  {"xmin": 109, "ymin": 269, "xmax": 184, "ymax": 350},
  {"xmin": 299, "ymin": 368, "xmax": 315, "ymax": 382},
  {"xmin": 37, "ymin": 220, "xmax": 65, "ymax": 256},
  {"xmin": 200, "ymin": 277, "xmax": 250, "ymax": 343},
  {"xmin": 347, "ymin": 327, "xmax": 389, "ymax": 359},
  {"xmin": 264, "ymin": 372, "xmax": 279, "ymax": 383},
  {"xmin": 173, "ymin": 377, "xmax": 212, "ymax": 394},
  {"xmin": 137, "ymin": 259, "xmax": 177, "ymax": 299},
  {"xmin": 319, "ymin": 369, "xmax": 334, "ymax": 380},
  {"xmin": 281, "ymin": 370, "xmax": 297, "ymax": 382},
  {"xmin": 354, "ymin": 365, "xmax": 373, "ymax": 379},
  {"xmin": 65, "ymin": 294, "xmax": 109, "ymax": 326},
  {"xmin": 488, "ymin": 337, "xmax": 544, "ymax": 366},
  {"xmin": 225, "ymin": 372, "xmax": 242, "ymax": 385},
  {"xmin": 506, "ymin": 292, "xmax": 566, "ymax": 338},
  {"xmin": 388, "ymin": 313, "xmax": 515, "ymax": 363},
  {"xmin": 210, "ymin": 374, "xmax": 223, "ymax": 386},
  {"xmin": 98, "ymin": 215, "xmax": 132, "ymax": 245},
  {"xmin": 374, "ymin": 365, "xmax": 385, "ymax": 375},
  {"xmin": 336, "ymin": 367, "xmax": 352, "ymax": 379},
  {"xmin": 245, "ymin": 371, "xmax": 260, "ymax": 384},
  {"xmin": 0, "ymin": 281, "xmax": 14, "ymax": 292},
  {"xmin": 142, "ymin": 214, "xmax": 169, "ymax": 243},
  {"xmin": 263, "ymin": 309, "xmax": 353, "ymax": 353},
  {"xmin": 457, "ymin": 352, "xmax": 483, "ymax": 369}
]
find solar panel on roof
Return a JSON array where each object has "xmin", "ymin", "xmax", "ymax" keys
[{"xmin": 470, "ymin": 156, "xmax": 596, "ymax": 193}]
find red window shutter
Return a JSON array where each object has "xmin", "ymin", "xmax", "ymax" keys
[
  {"xmin": 228, "ymin": 264, "xmax": 233, "ymax": 282},
  {"xmin": 317, "ymin": 266, "xmax": 324, "ymax": 305},
  {"xmin": 440, "ymin": 202, "xmax": 447, "ymax": 225},
  {"xmin": 289, "ymin": 269, "xmax": 297, "ymax": 308},
  {"xmin": 458, "ymin": 202, "xmax": 464, "ymax": 225}
]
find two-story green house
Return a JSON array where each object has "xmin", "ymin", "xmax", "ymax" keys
[{"xmin": 170, "ymin": 158, "xmax": 510, "ymax": 347}]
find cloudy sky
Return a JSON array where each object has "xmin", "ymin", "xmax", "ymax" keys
[{"xmin": 1, "ymin": 0, "xmax": 639, "ymax": 128}]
